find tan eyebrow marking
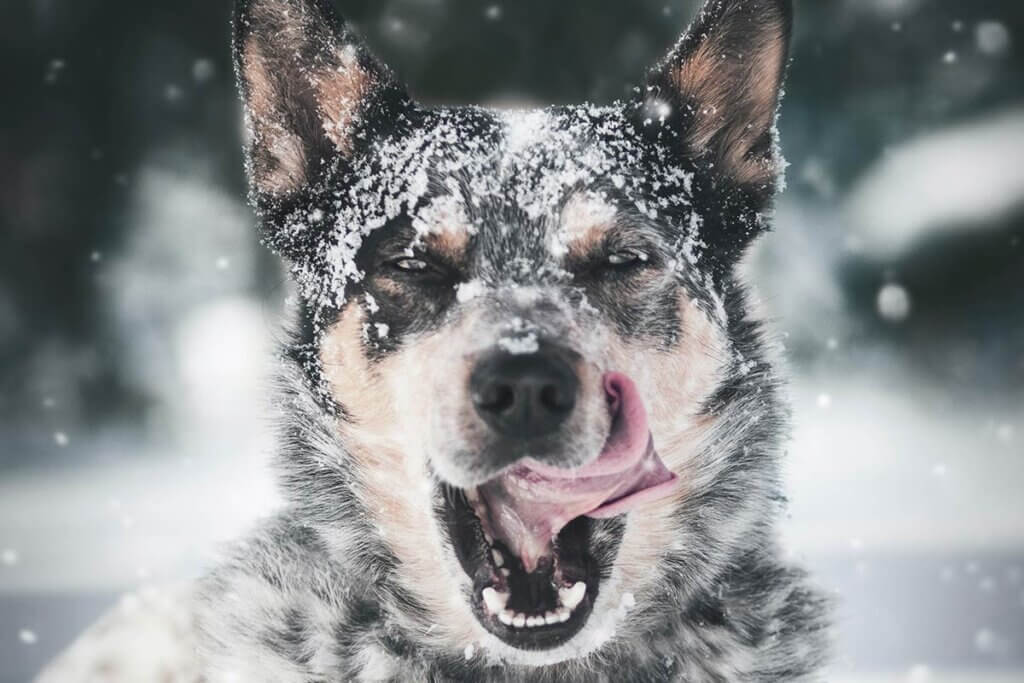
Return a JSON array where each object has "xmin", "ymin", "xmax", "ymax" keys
[{"xmin": 559, "ymin": 191, "xmax": 618, "ymax": 258}]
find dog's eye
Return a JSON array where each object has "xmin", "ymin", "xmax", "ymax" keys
[
  {"xmin": 391, "ymin": 257, "xmax": 430, "ymax": 273},
  {"xmin": 606, "ymin": 249, "xmax": 648, "ymax": 267}
]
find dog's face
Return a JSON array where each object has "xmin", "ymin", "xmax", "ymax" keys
[{"xmin": 235, "ymin": 0, "xmax": 791, "ymax": 664}]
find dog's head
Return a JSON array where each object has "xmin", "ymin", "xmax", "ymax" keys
[{"xmin": 234, "ymin": 0, "xmax": 792, "ymax": 664}]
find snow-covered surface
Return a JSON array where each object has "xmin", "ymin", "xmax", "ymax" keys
[{"xmin": 844, "ymin": 109, "xmax": 1024, "ymax": 259}]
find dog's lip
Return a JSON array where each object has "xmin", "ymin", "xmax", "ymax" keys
[{"xmin": 475, "ymin": 372, "xmax": 679, "ymax": 572}]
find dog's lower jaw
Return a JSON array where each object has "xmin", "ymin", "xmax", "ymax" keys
[{"xmin": 195, "ymin": 514, "xmax": 829, "ymax": 682}]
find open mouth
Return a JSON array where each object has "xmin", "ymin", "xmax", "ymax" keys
[{"xmin": 440, "ymin": 373, "xmax": 679, "ymax": 650}]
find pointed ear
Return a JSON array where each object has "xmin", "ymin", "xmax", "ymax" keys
[
  {"xmin": 233, "ymin": 0, "xmax": 411, "ymax": 197},
  {"xmin": 645, "ymin": 0, "xmax": 792, "ymax": 188}
]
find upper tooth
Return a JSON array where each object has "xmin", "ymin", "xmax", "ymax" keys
[
  {"xmin": 558, "ymin": 582, "xmax": 587, "ymax": 610},
  {"xmin": 491, "ymin": 548, "xmax": 504, "ymax": 567},
  {"xmin": 482, "ymin": 587, "xmax": 509, "ymax": 615}
]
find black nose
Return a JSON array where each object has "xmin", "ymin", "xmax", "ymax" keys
[{"xmin": 470, "ymin": 349, "xmax": 579, "ymax": 438}]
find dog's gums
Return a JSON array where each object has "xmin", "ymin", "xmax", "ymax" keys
[{"xmin": 442, "ymin": 373, "xmax": 677, "ymax": 649}]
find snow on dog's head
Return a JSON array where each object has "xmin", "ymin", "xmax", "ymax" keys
[{"xmin": 235, "ymin": 0, "xmax": 792, "ymax": 664}]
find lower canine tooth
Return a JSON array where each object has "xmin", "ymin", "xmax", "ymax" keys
[
  {"xmin": 557, "ymin": 607, "xmax": 571, "ymax": 622},
  {"xmin": 558, "ymin": 581, "xmax": 587, "ymax": 610},
  {"xmin": 512, "ymin": 613, "xmax": 526, "ymax": 628},
  {"xmin": 491, "ymin": 549, "xmax": 504, "ymax": 567},
  {"xmin": 482, "ymin": 587, "xmax": 508, "ymax": 614}
]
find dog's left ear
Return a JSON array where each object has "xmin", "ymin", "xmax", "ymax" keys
[
  {"xmin": 643, "ymin": 0, "xmax": 793, "ymax": 189},
  {"xmin": 233, "ymin": 0, "xmax": 411, "ymax": 199}
]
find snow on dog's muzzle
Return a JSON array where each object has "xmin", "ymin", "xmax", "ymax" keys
[{"xmin": 475, "ymin": 373, "xmax": 679, "ymax": 572}]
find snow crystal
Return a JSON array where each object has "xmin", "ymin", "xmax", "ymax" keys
[
  {"xmin": 89, "ymin": 250, "xmax": 102, "ymax": 263},
  {"xmin": 456, "ymin": 280, "xmax": 486, "ymax": 303},
  {"xmin": 498, "ymin": 333, "xmax": 539, "ymax": 355},
  {"xmin": 44, "ymin": 58, "xmax": 65, "ymax": 85},
  {"xmin": 192, "ymin": 58, "xmax": 216, "ymax": 84},
  {"xmin": 19, "ymin": 629, "xmax": 38, "ymax": 645},
  {"xmin": 931, "ymin": 463, "xmax": 947, "ymax": 477},
  {"xmin": 995, "ymin": 423, "xmax": 1015, "ymax": 443},
  {"xmin": 973, "ymin": 627, "xmax": 999, "ymax": 654},
  {"xmin": 816, "ymin": 393, "xmax": 832, "ymax": 409},
  {"xmin": 164, "ymin": 84, "xmax": 184, "ymax": 103},
  {"xmin": 53, "ymin": 431, "xmax": 69, "ymax": 447},
  {"xmin": 215, "ymin": 257, "xmax": 230, "ymax": 270},
  {"xmin": 941, "ymin": 50, "xmax": 958, "ymax": 64},
  {"xmin": 976, "ymin": 21, "xmax": 1012, "ymax": 56},
  {"xmin": 374, "ymin": 323, "xmax": 390, "ymax": 339},
  {"xmin": 484, "ymin": 5, "xmax": 502, "ymax": 21},
  {"xmin": 907, "ymin": 664, "xmax": 932, "ymax": 683},
  {"xmin": 1, "ymin": 548, "xmax": 17, "ymax": 566},
  {"xmin": 876, "ymin": 283, "xmax": 911, "ymax": 322}
]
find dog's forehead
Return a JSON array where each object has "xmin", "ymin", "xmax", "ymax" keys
[
  {"xmin": 305, "ymin": 103, "xmax": 695, "ymax": 308},
  {"xmin": 365, "ymin": 105, "xmax": 681, "ymax": 263}
]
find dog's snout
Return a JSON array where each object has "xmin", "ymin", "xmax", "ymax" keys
[{"xmin": 470, "ymin": 349, "xmax": 579, "ymax": 438}]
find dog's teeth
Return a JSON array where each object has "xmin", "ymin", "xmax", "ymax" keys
[
  {"xmin": 491, "ymin": 548, "xmax": 504, "ymax": 567},
  {"xmin": 529, "ymin": 615, "xmax": 544, "ymax": 628},
  {"xmin": 499, "ymin": 567, "xmax": 511, "ymax": 577},
  {"xmin": 558, "ymin": 581, "xmax": 587, "ymax": 610},
  {"xmin": 482, "ymin": 587, "xmax": 508, "ymax": 615},
  {"xmin": 557, "ymin": 607, "xmax": 571, "ymax": 622},
  {"xmin": 512, "ymin": 612, "xmax": 526, "ymax": 628},
  {"xmin": 544, "ymin": 611, "xmax": 558, "ymax": 625},
  {"xmin": 484, "ymin": 532, "xmax": 494, "ymax": 545},
  {"xmin": 498, "ymin": 609, "xmax": 515, "ymax": 626}
]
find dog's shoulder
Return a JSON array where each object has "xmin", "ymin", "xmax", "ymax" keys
[{"xmin": 194, "ymin": 515, "xmax": 373, "ymax": 682}]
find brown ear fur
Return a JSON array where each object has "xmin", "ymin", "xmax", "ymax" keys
[
  {"xmin": 234, "ymin": 0, "xmax": 406, "ymax": 196},
  {"xmin": 653, "ymin": 0, "xmax": 793, "ymax": 187}
]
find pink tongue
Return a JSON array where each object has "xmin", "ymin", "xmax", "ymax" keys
[{"xmin": 476, "ymin": 372, "xmax": 679, "ymax": 572}]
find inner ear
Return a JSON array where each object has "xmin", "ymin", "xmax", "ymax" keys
[
  {"xmin": 234, "ymin": 0, "xmax": 411, "ymax": 197},
  {"xmin": 645, "ymin": 0, "xmax": 793, "ymax": 188}
]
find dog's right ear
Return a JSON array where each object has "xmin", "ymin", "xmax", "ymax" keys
[{"xmin": 233, "ymin": 0, "xmax": 411, "ymax": 198}]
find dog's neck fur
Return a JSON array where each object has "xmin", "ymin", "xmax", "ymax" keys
[{"xmin": 195, "ymin": 290, "xmax": 830, "ymax": 682}]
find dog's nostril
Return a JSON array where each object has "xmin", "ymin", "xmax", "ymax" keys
[
  {"xmin": 539, "ymin": 384, "xmax": 571, "ymax": 413},
  {"xmin": 475, "ymin": 384, "xmax": 516, "ymax": 414},
  {"xmin": 470, "ymin": 348, "xmax": 579, "ymax": 439}
]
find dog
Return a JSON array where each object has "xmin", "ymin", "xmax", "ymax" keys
[{"xmin": 40, "ymin": 0, "xmax": 830, "ymax": 680}]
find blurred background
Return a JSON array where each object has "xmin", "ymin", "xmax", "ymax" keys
[{"xmin": 1, "ymin": 0, "xmax": 1022, "ymax": 680}]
